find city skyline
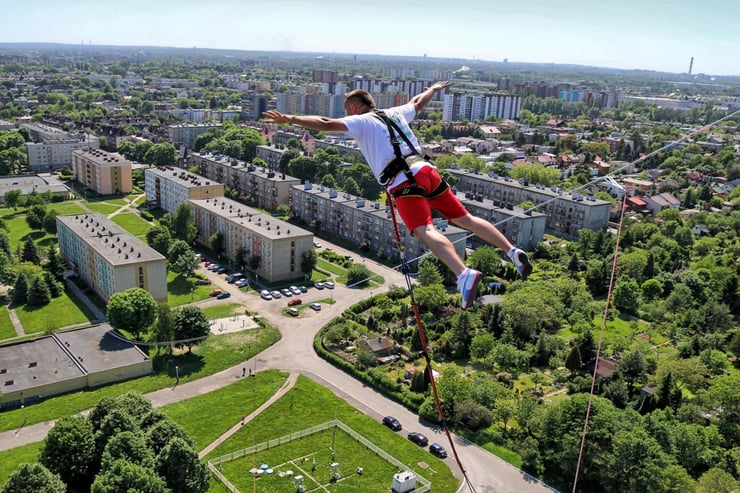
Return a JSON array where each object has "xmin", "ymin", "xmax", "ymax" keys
[{"xmin": 0, "ymin": 0, "xmax": 738, "ymax": 76}]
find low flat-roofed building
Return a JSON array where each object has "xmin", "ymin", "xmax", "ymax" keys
[
  {"xmin": 190, "ymin": 197, "xmax": 313, "ymax": 282},
  {"xmin": 167, "ymin": 122, "xmax": 222, "ymax": 148},
  {"xmin": 144, "ymin": 166, "xmax": 224, "ymax": 213},
  {"xmin": 0, "ymin": 174, "xmax": 69, "ymax": 203},
  {"xmin": 0, "ymin": 324, "xmax": 152, "ymax": 409},
  {"xmin": 72, "ymin": 148, "xmax": 132, "ymax": 195},
  {"xmin": 56, "ymin": 213, "xmax": 167, "ymax": 302}
]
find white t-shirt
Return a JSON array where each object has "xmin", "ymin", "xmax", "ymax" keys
[{"xmin": 342, "ymin": 104, "xmax": 431, "ymax": 189}]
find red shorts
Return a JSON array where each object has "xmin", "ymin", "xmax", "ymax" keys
[{"xmin": 388, "ymin": 166, "xmax": 468, "ymax": 231}]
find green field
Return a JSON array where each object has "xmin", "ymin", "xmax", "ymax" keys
[
  {"xmin": 110, "ymin": 212, "xmax": 152, "ymax": 237},
  {"xmin": 84, "ymin": 202, "xmax": 120, "ymax": 215},
  {"xmin": 0, "ymin": 307, "xmax": 16, "ymax": 340},
  {"xmin": 14, "ymin": 291, "xmax": 97, "ymax": 334}
]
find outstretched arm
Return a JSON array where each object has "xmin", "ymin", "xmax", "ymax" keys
[
  {"xmin": 262, "ymin": 110, "xmax": 348, "ymax": 132},
  {"xmin": 410, "ymin": 81, "xmax": 452, "ymax": 113}
]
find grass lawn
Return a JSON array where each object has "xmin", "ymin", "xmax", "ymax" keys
[
  {"xmin": 0, "ymin": 307, "xmax": 16, "ymax": 340},
  {"xmin": 48, "ymin": 202, "xmax": 88, "ymax": 215},
  {"xmin": 204, "ymin": 375, "xmax": 458, "ymax": 492},
  {"xmin": 85, "ymin": 202, "xmax": 121, "ymax": 215},
  {"xmin": 14, "ymin": 293, "xmax": 96, "ymax": 334},
  {"xmin": 110, "ymin": 212, "xmax": 152, "ymax": 237},
  {"xmin": 201, "ymin": 303, "xmax": 244, "ymax": 320},
  {"xmin": 167, "ymin": 272, "xmax": 213, "ymax": 307},
  {"xmin": 0, "ymin": 325, "xmax": 281, "ymax": 434},
  {"xmin": 316, "ymin": 258, "xmax": 347, "ymax": 276},
  {"xmin": 0, "ymin": 443, "xmax": 42, "ymax": 486}
]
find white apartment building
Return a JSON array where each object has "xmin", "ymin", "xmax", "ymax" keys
[
  {"xmin": 189, "ymin": 197, "xmax": 313, "ymax": 283},
  {"xmin": 144, "ymin": 166, "xmax": 225, "ymax": 213},
  {"xmin": 72, "ymin": 148, "xmax": 132, "ymax": 195},
  {"xmin": 449, "ymin": 168, "xmax": 612, "ymax": 239},
  {"xmin": 56, "ymin": 213, "xmax": 167, "ymax": 302},
  {"xmin": 188, "ymin": 152, "xmax": 300, "ymax": 211},
  {"xmin": 442, "ymin": 93, "xmax": 522, "ymax": 122}
]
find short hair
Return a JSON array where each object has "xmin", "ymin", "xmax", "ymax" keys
[{"xmin": 344, "ymin": 90, "xmax": 375, "ymax": 109}]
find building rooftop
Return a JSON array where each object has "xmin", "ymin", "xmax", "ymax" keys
[
  {"xmin": 72, "ymin": 148, "xmax": 129, "ymax": 166},
  {"xmin": 57, "ymin": 213, "xmax": 165, "ymax": 265},
  {"xmin": 146, "ymin": 166, "xmax": 217, "ymax": 188},
  {"xmin": 190, "ymin": 197, "xmax": 311, "ymax": 240},
  {"xmin": 0, "ymin": 175, "xmax": 68, "ymax": 195}
]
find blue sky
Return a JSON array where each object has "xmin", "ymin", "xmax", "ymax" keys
[{"xmin": 1, "ymin": 0, "xmax": 738, "ymax": 75}]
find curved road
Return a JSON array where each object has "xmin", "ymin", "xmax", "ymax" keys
[{"xmin": 1, "ymin": 245, "xmax": 555, "ymax": 493}]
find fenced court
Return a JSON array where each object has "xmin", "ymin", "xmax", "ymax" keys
[{"xmin": 209, "ymin": 420, "xmax": 431, "ymax": 492}]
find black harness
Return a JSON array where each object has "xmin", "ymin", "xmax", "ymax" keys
[{"xmin": 373, "ymin": 110, "xmax": 449, "ymax": 199}]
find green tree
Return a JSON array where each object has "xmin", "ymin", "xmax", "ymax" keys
[
  {"xmin": 565, "ymin": 345, "xmax": 582, "ymax": 372},
  {"xmin": 617, "ymin": 348, "xmax": 648, "ymax": 396},
  {"xmin": 146, "ymin": 419, "xmax": 194, "ymax": 456},
  {"xmin": 301, "ymin": 248, "xmax": 316, "ymax": 278},
  {"xmin": 413, "ymin": 283, "xmax": 448, "ymax": 311},
  {"xmin": 173, "ymin": 306, "xmax": 210, "ymax": 352},
  {"xmin": 208, "ymin": 232, "xmax": 224, "ymax": 258},
  {"xmin": 45, "ymin": 247, "xmax": 66, "ymax": 283},
  {"xmin": 42, "ymin": 209, "xmax": 58, "ymax": 234},
  {"xmin": 100, "ymin": 430, "xmax": 154, "ymax": 472},
  {"xmin": 146, "ymin": 225, "xmax": 172, "ymax": 255},
  {"xmin": 468, "ymin": 246, "xmax": 502, "ymax": 277},
  {"xmin": 696, "ymin": 467, "xmax": 740, "ymax": 493},
  {"xmin": 155, "ymin": 437, "xmax": 209, "ymax": 493},
  {"xmin": 90, "ymin": 460, "xmax": 170, "ymax": 493},
  {"xmin": 167, "ymin": 240, "xmax": 198, "ymax": 278},
  {"xmin": 27, "ymin": 276, "xmax": 51, "ymax": 307},
  {"xmin": 39, "ymin": 416, "xmax": 96, "ymax": 490},
  {"xmin": 1, "ymin": 463, "xmax": 66, "ymax": 493},
  {"xmin": 3, "ymin": 189, "xmax": 21, "ymax": 210},
  {"xmin": 12, "ymin": 272, "xmax": 29, "ymax": 305},
  {"xmin": 613, "ymin": 279, "xmax": 640, "ymax": 314},
  {"xmin": 171, "ymin": 202, "xmax": 198, "ymax": 244},
  {"xmin": 346, "ymin": 263, "xmax": 371, "ymax": 287},
  {"xmin": 26, "ymin": 204, "xmax": 47, "ymax": 230},
  {"xmin": 152, "ymin": 304, "xmax": 175, "ymax": 355},
  {"xmin": 106, "ymin": 288, "xmax": 158, "ymax": 339},
  {"xmin": 417, "ymin": 257, "xmax": 443, "ymax": 286},
  {"xmin": 21, "ymin": 239, "xmax": 40, "ymax": 264}
]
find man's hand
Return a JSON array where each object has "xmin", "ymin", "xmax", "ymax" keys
[
  {"xmin": 262, "ymin": 110, "xmax": 290, "ymax": 124},
  {"xmin": 430, "ymin": 81, "xmax": 452, "ymax": 92}
]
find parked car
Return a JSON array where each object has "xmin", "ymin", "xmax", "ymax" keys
[
  {"xmin": 382, "ymin": 416, "xmax": 402, "ymax": 431},
  {"xmin": 227, "ymin": 273, "xmax": 244, "ymax": 283},
  {"xmin": 314, "ymin": 282, "xmax": 325, "ymax": 290},
  {"xmin": 324, "ymin": 281, "xmax": 335, "ymax": 289},
  {"xmin": 429, "ymin": 443, "xmax": 448, "ymax": 459},
  {"xmin": 407, "ymin": 432, "xmax": 428, "ymax": 447},
  {"xmin": 216, "ymin": 292, "xmax": 231, "ymax": 300},
  {"xmin": 309, "ymin": 302, "xmax": 321, "ymax": 311},
  {"xmin": 270, "ymin": 290, "xmax": 282, "ymax": 299},
  {"xmin": 235, "ymin": 278, "xmax": 249, "ymax": 287},
  {"xmin": 207, "ymin": 263, "xmax": 220, "ymax": 271},
  {"xmin": 289, "ymin": 286, "xmax": 301, "ymax": 295},
  {"xmin": 287, "ymin": 298, "xmax": 302, "ymax": 306},
  {"xmin": 280, "ymin": 288, "xmax": 292, "ymax": 297},
  {"xmin": 344, "ymin": 255, "xmax": 353, "ymax": 261},
  {"xmin": 313, "ymin": 241, "xmax": 322, "ymax": 248},
  {"xmin": 216, "ymin": 267, "xmax": 227, "ymax": 274},
  {"xmin": 209, "ymin": 289, "xmax": 223, "ymax": 297},
  {"xmin": 287, "ymin": 307, "xmax": 299, "ymax": 317},
  {"xmin": 298, "ymin": 285, "xmax": 308, "ymax": 293},
  {"xmin": 195, "ymin": 279, "xmax": 211, "ymax": 285},
  {"xmin": 260, "ymin": 290, "xmax": 272, "ymax": 300}
]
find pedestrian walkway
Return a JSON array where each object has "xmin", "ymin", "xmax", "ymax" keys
[
  {"xmin": 198, "ymin": 372, "xmax": 298, "ymax": 458},
  {"xmin": 7, "ymin": 307, "xmax": 24, "ymax": 337}
]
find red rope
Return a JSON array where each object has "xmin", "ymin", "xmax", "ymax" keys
[{"xmin": 386, "ymin": 193, "xmax": 474, "ymax": 488}]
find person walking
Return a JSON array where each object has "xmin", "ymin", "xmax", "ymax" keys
[{"xmin": 263, "ymin": 81, "xmax": 531, "ymax": 308}]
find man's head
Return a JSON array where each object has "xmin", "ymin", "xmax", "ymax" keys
[{"xmin": 344, "ymin": 90, "xmax": 375, "ymax": 115}]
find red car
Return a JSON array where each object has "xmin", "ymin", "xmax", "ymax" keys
[{"xmin": 287, "ymin": 298, "xmax": 302, "ymax": 306}]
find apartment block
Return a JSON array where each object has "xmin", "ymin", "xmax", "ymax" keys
[
  {"xmin": 442, "ymin": 92, "xmax": 522, "ymax": 122},
  {"xmin": 455, "ymin": 192, "xmax": 546, "ymax": 251},
  {"xmin": 189, "ymin": 197, "xmax": 313, "ymax": 283},
  {"xmin": 56, "ymin": 213, "xmax": 167, "ymax": 302},
  {"xmin": 21, "ymin": 122, "xmax": 100, "ymax": 171},
  {"xmin": 291, "ymin": 183, "xmax": 467, "ymax": 268},
  {"xmin": 449, "ymin": 169, "xmax": 612, "ymax": 239},
  {"xmin": 72, "ymin": 148, "xmax": 132, "ymax": 195},
  {"xmin": 256, "ymin": 144, "xmax": 289, "ymax": 171},
  {"xmin": 188, "ymin": 152, "xmax": 300, "ymax": 211},
  {"xmin": 167, "ymin": 122, "xmax": 222, "ymax": 148},
  {"xmin": 144, "ymin": 166, "xmax": 224, "ymax": 213}
]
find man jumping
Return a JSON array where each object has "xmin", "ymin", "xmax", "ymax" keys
[{"xmin": 263, "ymin": 81, "xmax": 531, "ymax": 308}]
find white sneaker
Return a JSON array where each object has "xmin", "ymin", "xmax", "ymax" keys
[{"xmin": 457, "ymin": 268, "xmax": 482, "ymax": 309}]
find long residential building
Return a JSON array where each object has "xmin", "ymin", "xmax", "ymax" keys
[
  {"xmin": 72, "ymin": 148, "xmax": 132, "ymax": 195},
  {"xmin": 167, "ymin": 122, "xmax": 222, "ymax": 148},
  {"xmin": 442, "ymin": 93, "xmax": 522, "ymax": 122},
  {"xmin": 290, "ymin": 183, "xmax": 467, "ymax": 268},
  {"xmin": 189, "ymin": 197, "xmax": 313, "ymax": 283},
  {"xmin": 56, "ymin": 213, "xmax": 167, "ymax": 302},
  {"xmin": 21, "ymin": 122, "xmax": 100, "ymax": 171},
  {"xmin": 188, "ymin": 152, "xmax": 300, "ymax": 211},
  {"xmin": 144, "ymin": 166, "xmax": 224, "ymax": 213},
  {"xmin": 449, "ymin": 168, "xmax": 612, "ymax": 238}
]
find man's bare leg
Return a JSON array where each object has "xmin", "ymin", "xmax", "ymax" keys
[{"xmin": 412, "ymin": 224, "xmax": 467, "ymax": 276}]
